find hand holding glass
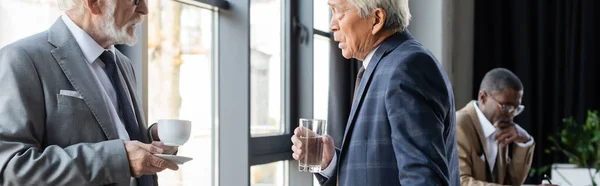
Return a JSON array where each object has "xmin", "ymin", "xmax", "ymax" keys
[{"xmin": 296, "ymin": 118, "xmax": 327, "ymax": 173}]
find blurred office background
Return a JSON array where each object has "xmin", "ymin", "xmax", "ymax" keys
[{"xmin": 1, "ymin": 0, "xmax": 598, "ymax": 185}]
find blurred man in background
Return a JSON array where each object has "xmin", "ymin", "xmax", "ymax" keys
[{"xmin": 456, "ymin": 68, "xmax": 535, "ymax": 185}]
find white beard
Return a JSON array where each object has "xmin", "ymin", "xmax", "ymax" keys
[{"xmin": 99, "ymin": 0, "xmax": 142, "ymax": 46}]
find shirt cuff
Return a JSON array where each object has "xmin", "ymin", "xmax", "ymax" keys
[
  {"xmin": 148, "ymin": 123, "xmax": 157, "ymax": 141},
  {"xmin": 318, "ymin": 152, "xmax": 337, "ymax": 179},
  {"xmin": 516, "ymin": 136, "xmax": 534, "ymax": 147}
]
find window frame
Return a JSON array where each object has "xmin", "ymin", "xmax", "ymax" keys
[
  {"xmin": 247, "ymin": 0, "xmax": 316, "ymax": 185},
  {"xmin": 248, "ymin": 0, "xmax": 294, "ymax": 166},
  {"xmin": 121, "ymin": 0, "xmax": 225, "ymax": 186},
  {"xmin": 125, "ymin": 0, "xmax": 317, "ymax": 185}
]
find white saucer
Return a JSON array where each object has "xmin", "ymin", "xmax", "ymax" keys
[{"xmin": 155, "ymin": 154, "xmax": 193, "ymax": 164}]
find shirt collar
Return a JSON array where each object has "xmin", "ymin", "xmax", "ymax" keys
[
  {"xmin": 362, "ymin": 46, "xmax": 380, "ymax": 69},
  {"xmin": 473, "ymin": 101, "xmax": 497, "ymax": 138},
  {"xmin": 61, "ymin": 12, "xmax": 116, "ymax": 64}
]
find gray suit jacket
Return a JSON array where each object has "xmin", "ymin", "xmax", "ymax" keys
[{"xmin": 0, "ymin": 18, "xmax": 155, "ymax": 186}]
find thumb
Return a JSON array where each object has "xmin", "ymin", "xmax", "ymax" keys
[
  {"xmin": 152, "ymin": 141, "xmax": 165, "ymax": 147},
  {"xmin": 323, "ymin": 135, "xmax": 334, "ymax": 147},
  {"xmin": 140, "ymin": 143, "xmax": 164, "ymax": 154}
]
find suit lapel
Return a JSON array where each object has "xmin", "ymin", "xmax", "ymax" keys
[
  {"xmin": 48, "ymin": 19, "xmax": 119, "ymax": 140},
  {"xmin": 497, "ymin": 144, "xmax": 508, "ymax": 184},
  {"xmin": 467, "ymin": 102, "xmax": 499, "ymax": 182},
  {"xmin": 466, "ymin": 102, "xmax": 490, "ymax": 161},
  {"xmin": 340, "ymin": 31, "xmax": 413, "ymax": 152},
  {"xmin": 115, "ymin": 52, "xmax": 150, "ymax": 142}
]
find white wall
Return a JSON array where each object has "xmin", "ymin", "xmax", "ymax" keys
[
  {"xmin": 408, "ymin": 0, "xmax": 443, "ymax": 62},
  {"xmin": 408, "ymin": 0, "xmax": 474, "ymax": 108},
  {"xmin": 446, "ymin": 0, "xmax": 475, "ymax": 107}
]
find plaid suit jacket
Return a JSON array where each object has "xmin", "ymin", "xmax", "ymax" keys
[{"xmin": 316, "ymin": 31, "xmax": 460, "ymax": 186}]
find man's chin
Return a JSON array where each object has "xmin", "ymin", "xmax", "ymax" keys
[
  {"xmin": 341, "ymin": 51, "xmax": 352, "ymax": 59},
  {"xmin": 123, "ymin": 37, "xmax": 137, "ymax": 46},
  {"xmin": 115, "ymin": 32, "xmax": 137, "ymax": 46}
]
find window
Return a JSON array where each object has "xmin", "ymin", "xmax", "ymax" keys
[
  {"xmin": 250, "ymin": 0, "xmax": 285, "ymax": 137},
  {"xmin": 249, "ymin": 0, "xmax": 292, "ymax": 184},
  {"xmin": 313, "ymin": 0, "xmax": 332, "ymax": 185},
  {"xmin": 251, "ymin": 161, "xmax": 288, "ymax": 186},
  {"xmin": 0, "ymin": 0, "xmax": 60, "ymax": 48},
  {"xmin": 147, "ymin": 0, "xmax": 216, "ymax": 185},
  {"xmin": 313, "ymin": 35, "xmax": 330, "ymax": 120},
  {"xmin": 313, "ymin": 0, "xmax": 330, "ymax": 32}
]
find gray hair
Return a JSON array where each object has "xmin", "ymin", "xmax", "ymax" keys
[
  {"xmin": 348, "ymin": 0, "xmax": 411, "ymax": 31},
  {"xmin": 57, "ymin": 0, "xmax": 80, "ymax": 11},
  {"xmin": 57, "ymin": 0, "xmax": 89, "ymax": 16}
]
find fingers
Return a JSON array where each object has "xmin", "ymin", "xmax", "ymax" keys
[
  {"xmin": 292, "ymin": 145, "xmax": 303, "ymax": 160},
  {"xmin": 294, "ymin": 127, "xmax": 301, "ymax": 137},
  {"xmin": 494, "ymin": 125, "xmax": 514, "ymax": 139},
  {"xmin": 140, "ymin": 164, "xmax": 165, "ymax": 176},
  {"xmin": 322, "ymin": 135, "xmax": 333, "ymax": 146},
  {"xmin": 291, "ymin": 143, "xmax": 303, "ymax": 160},
  {"xmin": 496, "ymin": 132, "xmax": 512, "ymax": 143},
  {"xmin": 291, "ymin": 132, "xmax": 302, "ymax": 150},
  {"xmin": 291, "ymin": 135, "xmax": 301, "ymax": 146},
  {"xmin": 127, "ymin": 141, "xmax": 180, "ymax": 177},
  {"xmin": 151, "ymin": 141, "xmax": 178, "ymax": 154},
  {"xmin": 150, "ymin": 156, "xmax": 179, "ymax": 171},
  {"xmin": 138, "ymin": 143, "xmax": 164, "ymax": 154},
  {"xmin": 322, "ymin": 135, "xmax": 335, "ymax": 153},
  {"xmin": 292, "ymin": 152, "xmax": 301, "ymax": 160},
  {"xmin": 291, "ymin": 135, "xmax": 302, "ymax": 159},
  {"xmin": 291, "ymin": 128, "xmax": 304, "ymax": 161},
  {"xmin": 320, "ymin": 135, "xmax": 335, "ymax": 169},
  {"xmin": 496, "ymin": 130, "xmax": 517, "ymax": 148},
  {"xmin": 152, "ymin": 141, "xmax": 164, "ymax": 147},
  {"xmin": 291, "ymin": 127, "xmax": 303, "ymax": 146},
  {"xmin": 494, "ymin": 131, "xmax": 504, "ymax": 141},
  {"xmin": 129, "ymin": 153, "xmax": 168, "ymax": 177},
  {"xmin": 504, "ymin": 135, "xmax": 519, "ymax": 146},
  {"xmin": 495, "ymin": 130, "xmax": 509, "ymax": 141}
]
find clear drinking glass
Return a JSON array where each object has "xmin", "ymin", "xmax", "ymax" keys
[{"xmin": 298, "ymin": 118, "xmax": 327, "ymax": 173}]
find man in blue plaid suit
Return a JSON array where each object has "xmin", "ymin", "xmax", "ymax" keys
[{"xmin": 291, "ymin": 0, "xmax": 460, "ymax": 185}]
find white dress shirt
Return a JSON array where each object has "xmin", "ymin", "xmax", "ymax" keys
[
  {"xmin": 62, "ymin": 13, "xmax": 138, "ymax": 186},
  {"xmin": 319, "ymin": 46, "xmax": 380, "ymax": 179},
  {"xmin": 472, "ymin": 101, "xmax": 534, "ymax": 172}
]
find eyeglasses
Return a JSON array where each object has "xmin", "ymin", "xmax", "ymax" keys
[
  {"xmin": 486, "ymin": 91, "xmax": 525, "ymax": 116},
  {"xmin": 134, "ymin": 0, "xmax": 143, "ymax": 5}
]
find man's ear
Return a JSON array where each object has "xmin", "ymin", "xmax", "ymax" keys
[
  {"xmin": 371, "ymin": 8, "xmax": 386, "ymax": 35},
  {"xmin": 84, "ymin": 0, "xmax": 102, "ymax": 15},
  {"xmin": 478, "ymin": 91, "xmax": 487, "ymax": 104}
]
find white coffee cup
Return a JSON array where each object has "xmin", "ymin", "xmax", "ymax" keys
[{"xmin": 157, "ymin": 119, "xmax": 192, "ymax": 146}]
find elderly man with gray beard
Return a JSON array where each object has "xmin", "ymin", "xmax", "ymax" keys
[
  {"xmin": 291, "ymin": 0, "xmax": 460, "ymax": 185},
  {"xmin": 0, "ymin": 0, "xmax": 178, "ymax": 185}
]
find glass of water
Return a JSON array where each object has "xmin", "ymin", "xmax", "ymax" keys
[{"xmin": 298, "ymin": 118, "xmax": 327, "ymax": 173}]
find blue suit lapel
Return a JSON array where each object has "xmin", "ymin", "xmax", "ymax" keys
[{"xmin": 339, "ymin": 31, "xmax": 414, "ymax": 154}]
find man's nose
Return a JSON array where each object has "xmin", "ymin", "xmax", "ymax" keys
[
  {"xmin": 329, "ymin": 18, "xmax": 338, "ymax": 32},
  {"xmin": 136, "ymin": 0, "xmax": 149, "ymax": 15}
]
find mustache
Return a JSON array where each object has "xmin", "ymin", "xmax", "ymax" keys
[{"xmin": 129, "ymin": 16, "xmax": 144, "ymax": 27}]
